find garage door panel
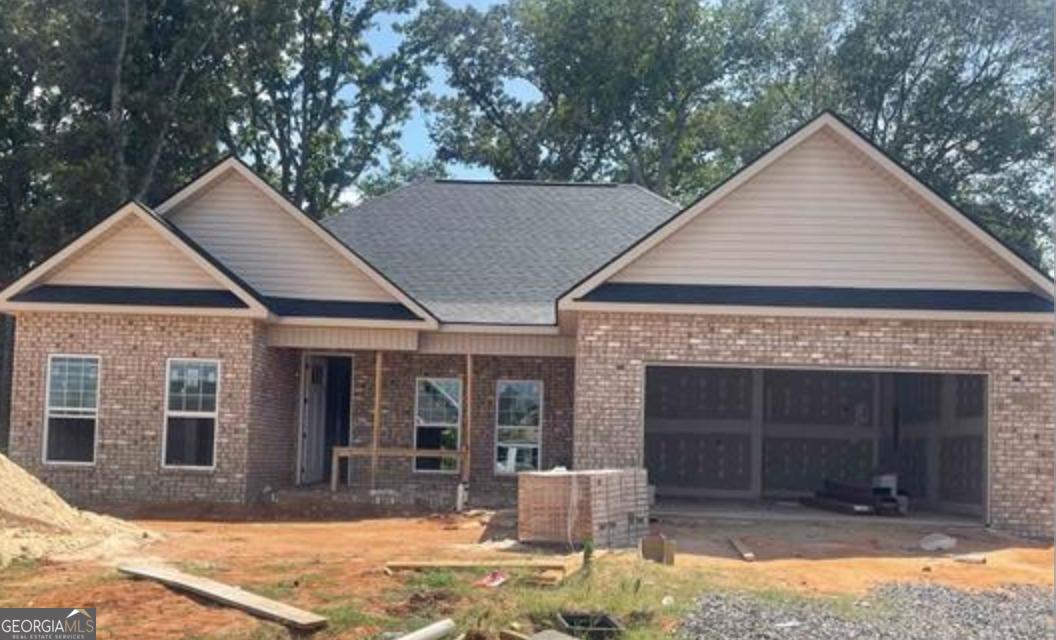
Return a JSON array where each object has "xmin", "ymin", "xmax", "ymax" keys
[
  {"xmin": 762, "ymin": 437, "xmax": 873, "ymax": 493},
  {"xmin": 892, "ymin": 436, "xmax": 929, "ymax": 499},
  {"xmin": 646, "ymin": 432, "xmax": 753, "ymax": 492},
  {"xmin": 940, "ymin": 435, "xmax": 984, "ymax": 505}
]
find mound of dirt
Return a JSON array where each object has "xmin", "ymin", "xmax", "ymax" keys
[{"xmin": 0, "ymin": 453, "xmax": 148, "ymax": 566}]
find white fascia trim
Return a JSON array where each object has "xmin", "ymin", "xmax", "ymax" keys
[
  {"xmin": 562, "ymin": 300, "xmax": 1055, "ymax": 324},
  {"xmin": 270, "ymin": 315, "xmax": 431, "ymax": 331},
  {"xmin": 155, "ymin": 159, "xmax": 439, "ymax": 328},
  {"xmin": 0, "ymin": 202, "xmax": 268, "ymax": 318},
  {"xmin": 437, "ymin": 323, "xmax": 561, "ymax": 335},
  {"xmin": 559, "ymin": 113, "xmax": 1054, "ymax": 307}
]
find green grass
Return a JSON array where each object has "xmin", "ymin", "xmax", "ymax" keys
[
  {"xmin": 376, "ymin": 557, "xmax": 718, "ymax": 640},
  {"xmin": 178, "ymin": 561, "xmax": 225, "ymax": 578}
]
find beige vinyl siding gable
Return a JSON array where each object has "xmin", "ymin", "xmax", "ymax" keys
[
  {"xmin": 613, "ymin": 130, "xmax": 1025, "ymax": 292},
  {"xmin": 46, "ymin": 216, "xmax": 221, "ymax": 289},
  {"xmin": 168, "ymin": 170, "xmax": 398, "ymax": 302}
]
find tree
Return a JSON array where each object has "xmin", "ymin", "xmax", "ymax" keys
[
  {"xmin": 223, "ymin": 0, "xmax": 429, "ymax": 218},
  {"xmin": 410, "ymin": 0, "xmax": 739, "ymax": 196},
  {"xmin": 415, "ymin": 0, "xmax": 1054, "ymax": 266},
  {"xmin": 0, "ymin": 0, "xmax": 238, "ymax": 285},
  {"xmin": 725, "ymin": 0, "xmax": 1055, "ymax": 265},
  {"xmin": 356, "ymin": 153, "xmax": 449, "ymax": 199}
]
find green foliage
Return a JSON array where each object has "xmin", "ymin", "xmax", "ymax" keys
[
  {"xmin": 356, "ymin": 153, "xmax": 450, "ymax": 199},
  {"xmin": 411, "ymin": 0, "xmax": 1054, "ymax": 266},
  {"xmin": 223, "ymin": 0, "xmax": 429, "ymax": 218},
  {"xmin": 0, "ymin": 0, "xmax": 1050, "ymax": 280},
  {"xmin": 0, "ymin": 0, "xmax": 428, "ymax": 286}
]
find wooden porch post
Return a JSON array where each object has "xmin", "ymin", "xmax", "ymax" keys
[{"xmin": 462, "ymin": 353, "xmax": 473, "ymax": 483}]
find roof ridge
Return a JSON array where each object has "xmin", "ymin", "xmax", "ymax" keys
[{"xmin": 435, "ymin": 178, "xmax": 620, "ymax": 188}]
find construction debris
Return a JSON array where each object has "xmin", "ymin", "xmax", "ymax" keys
[
  {"xmin": 472, "ymin": 570, "xmax": 508, "ymax": 588},
  {"xmin": 388, "ymin": 554, "xmax": 588, "ymax": 587},
  {"xmin": 951, "ymin": 553, "xmax": 987, "ymax": 565},
  {"xmin": 919, "ymin": 533, "xmax": 958, "ymax": 552},
  {"xmin": 640, "ymin": 534, "xmax": 676, "ymax": 565},
  {"xmin": 386, "ymin": 560, "xmax": 568, "ymax": 571},
  {"xmin": 118, "ymin": 565, "xmax": 327, "ymax": 631},
  {"xmin": 728, "ymin": 537, "xmax": 756, "ymax": 563},
  {"xmin": 394, "ymin": 619, "xmax": 457, "ymax": 640},
  {"xmin": 0, "ymin": 452, "xmax": 146, "ymax": 566}
]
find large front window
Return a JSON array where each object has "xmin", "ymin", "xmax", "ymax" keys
[
  {"xmin": 164, "ymin": 359, "xmax": 220, "ymax": 468},
  {"xmin": 414, "ymin": 377, "xmax": 462, "ymax": 473},
  {"xmin": 44, "ymin": 355, "xmax": 99, "ymax": 464},
  {"xmin": 495, "ymin": 380, "xmax": 542, "ymax": 473}
]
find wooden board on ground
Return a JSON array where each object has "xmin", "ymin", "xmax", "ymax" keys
[
  {"xmin": 729, "ymin": 537, "xmax": 756, "ymax": 562},
  {"xmin": 386, "ymin": 559, "xmax": 571, "ymax": 571},
  {"xmin": 118, "ymin": 565, "xmax": 327, "ymax": 630}
]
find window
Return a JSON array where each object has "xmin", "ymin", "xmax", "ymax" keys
[
  {"xmin": 414, "ymin": 377, "xmax": 462, "ymax": 473},
  {"xmin": 44, "ymin": 355, "xmax": 100, "ymax": 464},
  {"xmin": 495, "ymin": 380, "xmax": 542, "ymax": 473},
  {"xmin": 164, "ymin": 359, "xmax": 220, "ymax": 468}
]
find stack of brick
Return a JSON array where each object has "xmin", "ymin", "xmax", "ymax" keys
[{"xmin": 517, "ymin": 468, "xmax": 648, "ymax": 548}]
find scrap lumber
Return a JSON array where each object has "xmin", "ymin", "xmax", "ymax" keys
[
  {"xmin": 800, "ymin": 495, "xmax": 875, "ymax": 515},
  {"xmin": 395, "ymin": 619, "xmax": 457, "ymax": 640},
  {"xmin": 118, "ymin": 565, "xmax": 327, "ymax": 630},
  {"xmin": 527, "ymin": 568, "xmax": 567, "ymax": 587},
  {"xmin": 386, "ymin": 559, "xmax": 570, "ymax": 571},
  {"xmin": 951, "ymin": 553, "xmax": 987, "ymax": 565},
  {"xmin": 728, "ymin": 537, "xmax": 756, "ymax": 562}
]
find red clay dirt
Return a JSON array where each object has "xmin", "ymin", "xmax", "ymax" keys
[{"xmin": 0, "ymin": 503, "xmax": 1051, "ymax": 639}]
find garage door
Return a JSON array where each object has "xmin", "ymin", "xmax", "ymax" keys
[{"xmin": 643, "ymin": 365, "xmax": 988, "ymax": 516}]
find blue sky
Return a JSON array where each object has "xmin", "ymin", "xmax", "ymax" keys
[{"xmin": 366, "ymin": 0, "xmax": 507, "ymax": 180}]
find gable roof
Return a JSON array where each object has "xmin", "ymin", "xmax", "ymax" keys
[
  {"xmin": 324, "ymin": 180, "xmax": 680, "ymax": 325},
  {"xmin": 156, "ymin": 156, "xmax": 438, "ymax": 327},
  {"xmin": 560, "ymin": 111, "xmax": 1054, "ymax": 310},
  {"xmin": 0, "ymin": 202, "xmax": 269, "ymax": 316}
]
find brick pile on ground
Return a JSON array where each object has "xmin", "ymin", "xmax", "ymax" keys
[{"xmin": 0, "ymin": 452, "xmax": 146, "ymax": 566}]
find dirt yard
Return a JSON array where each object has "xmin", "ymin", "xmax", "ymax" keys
[{"xmin": 0, "ymin": 502, "xmax": 1051, "ymax": 640}]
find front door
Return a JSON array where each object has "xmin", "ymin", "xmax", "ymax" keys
[{"xmin": 300, "ymin": 355, "xmax": 328, "ymax": 484}]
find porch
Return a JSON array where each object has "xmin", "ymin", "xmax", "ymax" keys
[{"xmin": 268, "ymin": 338, "xmax": 575, "ymax": 509}]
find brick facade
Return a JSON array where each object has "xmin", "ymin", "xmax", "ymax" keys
[
  {"xmin": 7, "ymin": 312, "xmax": 574, "ymax": 509},
  {"xmin": 572, "ymin": 312, "xmax": 1055, "ymax": 538},
  {"xmin": 9, "ymin": 313, "xmax": 261, "ymax": 503},
  {"xmin": 345, "ymin": 352, "xmax": 575, "ymax": 508}
]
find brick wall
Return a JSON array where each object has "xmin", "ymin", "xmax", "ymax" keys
[
  {"xmin": 573, "ymin": 312, "xmax": 1055, "ymax": 538},
  {"xmin": 344, "ymin": 352, "xmax": 575, "ymax": 508},
  {"xmin": 245, "ymin": 330, "xmax": 300, "ymax": 500},
  {"xmin": 8, "ymin": 312, "xmax": 259, "ymax": 503}
]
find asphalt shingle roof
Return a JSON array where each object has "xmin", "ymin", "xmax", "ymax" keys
[{"xmin": 325, "ymin": 180, "xmax": 679, "ymax": 325}]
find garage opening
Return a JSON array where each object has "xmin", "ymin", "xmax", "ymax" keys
[{"xmin": 643, "ymin": 366, "xmax": 987, "ymax": 521}]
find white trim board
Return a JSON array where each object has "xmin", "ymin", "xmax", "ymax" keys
[
  {"xmin": 0, "ymin": 202, "xmax": 268, "ymax": 318},
  {"xmin": 559, "ymin": 113, "xmax": 1054, "ymax": 307},
  {"xmin": 155, "ymin": 158, "xmax": 438, "ymax": 328},
  {"xmin": 561, "ymin": 300, "xmax": 1055, "ymax": 324}
]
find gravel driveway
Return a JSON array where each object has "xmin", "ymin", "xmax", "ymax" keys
[{"xmin": 681, "ymin": 583, "xmax": 1054, "ymax": 640}]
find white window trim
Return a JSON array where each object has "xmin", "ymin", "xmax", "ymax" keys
[
  {"xmin": 161, "ymin": 357, "xmax": 221, "ymax": 471},
  {"xmin": 42, "ymin": 354, "xmax": 101, "ymax": 466},
  {"xmin": 413, "ymin": 376, "xmax": 462, "ymax": 474},
  {"xmin": 494, "ymin": 379, "xmax": 543, "ymax": 475}
]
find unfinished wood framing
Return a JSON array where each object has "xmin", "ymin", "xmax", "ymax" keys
[{"xmin": 462, "ymin": 353, "xmax": 473, "ymax": 483}]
